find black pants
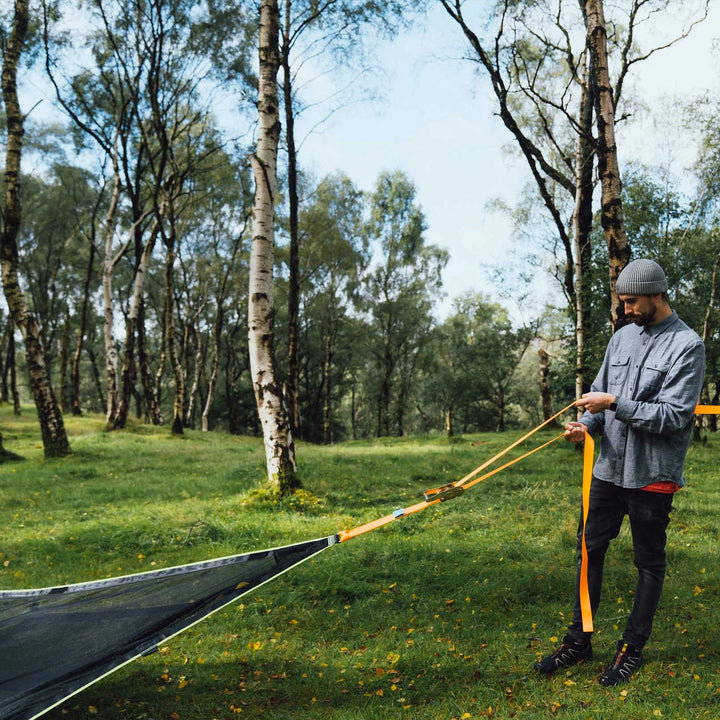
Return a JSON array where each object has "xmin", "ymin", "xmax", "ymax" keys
[{"xmin": 567, "ymin": 476, "xmax": 674, "ymax": 649}]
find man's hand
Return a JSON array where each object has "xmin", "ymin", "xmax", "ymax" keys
[
  {"xmin": 576, "ymin": 392, "xmax": 616, "ymax": 414},
  {"xmin": 564, "ymin": 421, "xmax": 587, "ymax": 443}
]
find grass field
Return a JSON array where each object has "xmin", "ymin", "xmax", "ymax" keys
[{"xmin": 1, "ymin": 406, "xmax": 719, "ymax": 720}]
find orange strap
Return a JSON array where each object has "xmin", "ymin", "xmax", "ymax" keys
[
  {"xmin": 338, "ymin": 402, "xmax": 575, "ymax": 543},
  {"xmin": 340, "ymin": 402, "xmax": 720, "ymax": 632},
  {"xmin": 336, "ymin": 499, "xmax": 439, "ymax": 542},
  {"xmin": 579, "ymin": 430, "xmax": 594, "ymax": 632},
  {"xmin": 578, "ymin": 402, "xmax": 720, "ymax": 633},
  {"xmin": 455, "ymin": 401, "xmax": 576, "ymax": 488}
]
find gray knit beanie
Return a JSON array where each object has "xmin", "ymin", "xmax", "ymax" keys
[{"xmin": 615, "ymin": 258, "xmax": 668, "ymax": 296}]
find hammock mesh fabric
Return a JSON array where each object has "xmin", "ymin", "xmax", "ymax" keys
[{"xmin": 0, "ymin": 535, "xmax": 336, "ymax": 720}]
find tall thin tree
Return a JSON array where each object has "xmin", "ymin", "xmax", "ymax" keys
[
  {"xmin": 582, "ymin": 0, "xmax": 630, "ymax": 329},
  {"xmin": 249, "ymin": 0, "xmax": 300, "ymax": 493},
  {"xmin": 1, "ymin": 0, "xmax": 70, "ymax": 457}
]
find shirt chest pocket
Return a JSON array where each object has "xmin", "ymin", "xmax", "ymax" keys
[
  {"xmin": 637, "ymin": 358, "xmax": 670, "ymax": 396},
  {"xmin": 608, "ymin": 355, "xmax": 630, "ymax": 388}
]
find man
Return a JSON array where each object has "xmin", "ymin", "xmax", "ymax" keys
[{"xmin": 534, "ymin": 258, "xmax": 705, "ymax": 686}]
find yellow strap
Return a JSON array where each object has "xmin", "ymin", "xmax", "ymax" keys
[
  {"xmin": 340, "ymin": 401, "xmax": 720, "ymax": 630},
  {"xmin": 338, "ymin": 403, "xmax": 575, "ymax": 543},
  {"xmin": 455, "ymin": 401, "xmax": 576, "ymax": 488},
  {"xmin": 579, "ymin": 431, "xmax": 594, "ymax": 632},
  {"xmin": 578, "ymin": 403, "xmax": 719, "ymax": 633}
]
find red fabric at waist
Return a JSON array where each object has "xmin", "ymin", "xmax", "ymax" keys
[{"xmin": 641, "ymin": 481, "xmax": 679, "ymax": 494}]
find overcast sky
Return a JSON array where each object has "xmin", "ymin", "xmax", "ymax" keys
[{"xmin": 295, "ymin": 1, "xmax": 720, "ymax": 321}]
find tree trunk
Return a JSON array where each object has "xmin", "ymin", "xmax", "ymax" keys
[
  {"xmin": 138, "ymin": 300, "xmax": 162, "ymax": 424},
  {"xmin": 1, "ymin": 0, "xmax": 70, "ymax": 457},
  {"xmin": 7, "ymin": 316, "xmax": 20, "ymax": 414},
  {"xmin": 538, "ymin": 348, "xmax": 557, "ymax": 427},
  {"xmin": 444, "ymin": 407, "xmax": 453, "ymax": 437},
  {"xmin": 572, "ymin": 48, "xmax": 595, "ymax": 414},
  {"xmin": 71, "ymin": 240, "xmax": 96, "ymax": 416},
  {"xmin": 186, "ymin": 317, "xmax": 205, "ymax": 428},
  {"xmin": 201, "ymin": 305, "xmax": 222, "ymax": 432},
  {"xmin": 113, "ymin": 312, "xmax": 138, "ymax": 430},
  {"xmin": 225, "ymin": 351, "xmax": 242, "ymax": 436},
  {"xmin": 164, "ymin": 241, "xmax": 185, "ymax": 436},
  {"xmin": 249, "ymin": 0, "xmax": 300, "ymax": 494},
  {"xmin": 1, "ymin": 320, "xmax": 9, "ymax": 403},
  {"xmin": 376, "ymin": 335, "xmax": 393, "ymax": 437},
  {"xmin": 350, "ymin": 377, "xmax": 358, "ymax": 441},
  {"xmin": 114, "ymin": 225, "xmax": 158, "ymax": 429},
  {"xmin": 59, "ymin": 305, "xmax": 71, "ymax": 412},
  {"xmin": 496, "ymin": 390, "xmax": 505, "ymax": 433},
  {"xmin": 102, "ymin": 176, "xmax": 122, "ymax": 425},
  {"xmin": 584, "ymin": 0, "xmax": 631, "ymax": 329},
  {"xmin": 281, "ymin": 5, "xmax": 301, "ymax": 439},
  {"xmin": 321, "ymin": 326, "xmax": 335, "ymax": 444},
  {"xmin": 202, "ymin": 227, "xmax": 241, "ymax": 432},
  {"xmin": 86, "ymin": 346, "xmax": 106, "ymax": 414}
]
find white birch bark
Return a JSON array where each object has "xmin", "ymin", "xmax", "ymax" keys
[
  {"xmin": 2, "ymin": 0, "xmax": 70, "ymax": 457},
  {"xmin": 248, "ymin": 0, "xmax": 299, "ymax": 492},
  {"xmin": 201, "ymin": 321, "xmax": 219, "ymax": 432},
  {"xmin": 102, "ymin": 175, "xmax": 122, "ymax": 424},
  {"xmin": 571, "ymin": 48, "xmax": 594, "ymax": 415}
]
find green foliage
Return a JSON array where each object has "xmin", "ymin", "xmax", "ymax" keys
[
  {"xmin": 292, "ymin": 173, "xmax": 370, "ymax": 443},
  {"xmin": 361, "ymin": 171, "xmax": 449, "ymax": 438},
  {"xmin": 3, "ymin": 408, "xmax": 720, "ymax": 719},
  {"xmin": 424, "ymin": 293, "xmax": 538, "ymax": 434}
]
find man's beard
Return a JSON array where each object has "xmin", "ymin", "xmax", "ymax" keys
[{"xmin": 632, "ymin": 306, "xmax": 656, "ymax": 326}]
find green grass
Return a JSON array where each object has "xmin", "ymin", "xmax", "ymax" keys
[{"xmin": 2, "ymin": 406, "xmax": 720, "ymax": 719}]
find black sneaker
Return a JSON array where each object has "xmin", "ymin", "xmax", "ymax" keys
[
  {"xmin": 533, "ymin": 634, "xmax": 593, "ymax": 674},
  {"xmin": 599, "ymin": 640, "xmax": 642, "ymax": 686}
]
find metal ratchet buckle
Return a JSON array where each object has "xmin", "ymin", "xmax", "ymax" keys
[{"xmin": 423, "ymin": 483, "xmax": 464, "ymax": 503}]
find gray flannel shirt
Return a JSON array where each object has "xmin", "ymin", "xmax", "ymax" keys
[{"xmin": 579, "ymin": 311, "xmax": 705, "ymax": 489}]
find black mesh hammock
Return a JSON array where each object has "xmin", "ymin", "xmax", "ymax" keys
[{"xmin": 0, "ymin": 535, "xmax": 337, "ymax": 720}]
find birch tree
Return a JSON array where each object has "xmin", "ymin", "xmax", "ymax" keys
[
  {"xmin": 44, "ymin": 0, "xmax": 157, "ymax": 426},
  {"xmin": 1, "ymin": 0, "xmax": 70, "ymax": 457},
  {"xmin": 439, "ymin": 0, "xmax": 709, "ymax": 394},
  {"xmin": 249, "ymin": 0, "xmax": 299, "ymax": 493},
  {"xmin": 582, "ymin": 0, "xmax": 629, "ymax": 329}
]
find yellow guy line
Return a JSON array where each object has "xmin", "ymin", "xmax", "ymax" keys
[
  {"xmin": 338, "ymin": 401, "xmax": 576, "ymax": 543},
  {"xmin": 454, "ymin": 401, "xmax": 577, "ymax": 488}
]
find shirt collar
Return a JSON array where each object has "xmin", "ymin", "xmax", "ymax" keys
[{"xmin": 641, "ymin": 310, "xmax": 678, "ymax": 336}]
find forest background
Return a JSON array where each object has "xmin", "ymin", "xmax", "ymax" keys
[{"xmin": 1, "ymin": 0, "xmax": 719, "ymax": 469}]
